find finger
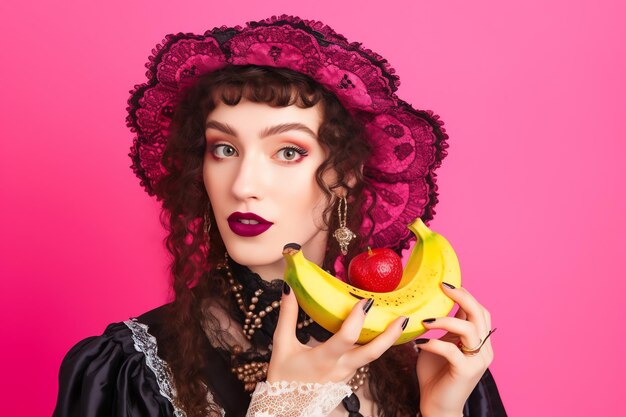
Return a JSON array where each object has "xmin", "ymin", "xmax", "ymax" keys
[
  {"xmin": 480, "ymin": 334, "xmax": 495, "ymax": 359},
  {"xmin": 441, "ymin": 283, "xmax": 486, "ymax": 327},
  {"xmin": 483, "ymin": 307, "xmax": 492, "ymax": 330},
  {"xmin": 346, "ymin": 316, "xmax": 406, "ymax": 366},
  {"xmin": 272, "ymin": 282, "xmax": 299, "ymax": 347},
  {"xmin": 454, "ymin": 306, "xmax": 468, "ymax": 321},
  {"xmin": 321, "ymin": 298, "xmax": 370, "ymax": 359},
  {"xmin": 449, "ymin": 292, "xmax": 494, "ymax": 347},
  {"xmin": 422, "ymin": 316, "xmax": 480, "ymax": 348},
  {"xmin": 413, "ymin": 338, "xmax": 465, "ymax": 368}
]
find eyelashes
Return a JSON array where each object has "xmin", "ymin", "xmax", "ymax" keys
[
  {"xmin": 208, "ymin": 143, "xmax": 309, "ymax": 163},
  {"xmin": 276, "ymin": 145, "xmax": 308, "ymax": 162},
  {"xmin": 210, "ymin": 143, "xmax": 238, "ymax": 158}
]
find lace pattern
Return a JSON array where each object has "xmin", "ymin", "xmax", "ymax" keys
[
  {"xmin": 124, "ymin": 319, "xmax": 224, "ymax": 416},
  {"xmin": 247, "ymin": 381, "xmax": 352, "ymax": 417},
  {"xmin": 127, "ymin": 15, "xmax": 450, "ymax": 254},
  {"xmin": 125, "ymin": 319, "xmax": 187, "ymax": 416}
]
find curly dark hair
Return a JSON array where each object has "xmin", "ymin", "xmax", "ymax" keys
[{"xmin": 153, "ymin": 65, "xmax": 419, "ymax": 417}]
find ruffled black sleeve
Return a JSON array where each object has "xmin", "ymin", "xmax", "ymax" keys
[
  {"xmin": 463, "ymin": 369, "xmax": 507, "ymax": 417},
  {"xmin": 53, "ymin": 321, "xmax": 178, "ymax": 417}
]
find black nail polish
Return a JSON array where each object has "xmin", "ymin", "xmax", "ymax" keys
[
  {"xmin": 282, "ymin": 282, "xmax": 291, "ymax": 295},
  {"xmin": 442, "ymin": 282, "xmax": 456, "ymax": 289},
  {"xmin": 414, "ymin": 338, "xmax": 429, "ymax": 344},
  {"xmin": 363, "ymin": 298, "xmax": 374, "ymax": 314},
  {"xmin": 401, "ymin": 317, "xmax": 409, "ymax": 330},
  {"xmin": 422, "ymin": 318, "xmax": 436, "ymax": 323},
  {"xmin": 283, "ymin": 243, "xmax": 301, "ymax": 251}
]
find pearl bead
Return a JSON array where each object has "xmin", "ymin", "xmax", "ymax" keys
[{"xmin": 224, "ymin": 260, "xmax": 318, "ymax": 358}]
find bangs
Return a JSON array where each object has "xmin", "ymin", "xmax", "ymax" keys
[{"xmin": 210, "ymin": 66, "xmax": 325, "ymax": 108}]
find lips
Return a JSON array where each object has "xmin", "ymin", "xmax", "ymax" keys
[{"xmin": 227, "ymin": 212, "xmax": 273, "ymax": 237}]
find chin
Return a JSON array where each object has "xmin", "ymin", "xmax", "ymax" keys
[
  {"xmin": 225, "ymin": 242, "xmax": 284, "ymax": 267},
  {"xmin": 220, "ymin": 226, "xmax": 329, "ymax": 272}
]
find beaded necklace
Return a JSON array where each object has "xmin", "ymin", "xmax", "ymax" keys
[
  {"xmin": 218, "ymin": 258, "xmax": 370, "ymax": 416},
  {"xmin": 222, "ymin": 256, "xmax": 313, "ymax": 340}
]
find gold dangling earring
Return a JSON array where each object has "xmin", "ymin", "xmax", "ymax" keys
[
  {"xmin": 333, "ymin": 195, "xmax": 356, "ymax": 255},
  {"xmin": 203, "ymin": 202, "xmax": 212, "ymax": 236}
]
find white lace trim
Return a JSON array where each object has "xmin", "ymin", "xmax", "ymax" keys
[
  {"xmin": 124, "ymin": 319, "xmax": 186, "ymax": 416},
  {"xmin": 125, "ymin": 319, "xmax": 227, "ymax": 417},
  {"xmin": 125, "ymin": 319, "xmax": 349, "ymax": 417},
  {"xmin": 247, "ymin": 380, "xmax": 352, "ymax": 417}
]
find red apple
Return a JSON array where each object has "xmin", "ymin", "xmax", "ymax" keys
[{"xmin": 348, "ymin": 247, "xmax": 403, "ymax": 292}]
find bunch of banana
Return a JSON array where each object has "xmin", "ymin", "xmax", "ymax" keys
[{"xmin": 282, "ymin": 217, "xmax": 461, "ymax": 344}]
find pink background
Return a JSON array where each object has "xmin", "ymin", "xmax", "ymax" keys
[{"xmin": 1, "ymin": 0, "xmax": 624, "ymax": 415}]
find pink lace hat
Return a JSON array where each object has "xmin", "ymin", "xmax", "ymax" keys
[{"xmin": 127, "ymin": 15, "xmax": 449, "ymax": 253}]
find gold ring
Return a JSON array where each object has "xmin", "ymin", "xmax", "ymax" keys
[{"xmin": 457, "ymin": 328, "xmax": 497, "ymax": 356}]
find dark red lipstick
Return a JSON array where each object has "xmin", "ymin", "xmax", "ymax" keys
[{"xmin": 227, "ymin": 212, "xmax": 273, "ymax": 237}]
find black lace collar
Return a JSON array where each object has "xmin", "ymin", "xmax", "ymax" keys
[
  {"xmin": 227, "ymin": 259, "xmax": 333, "ymax": 349},
  {"xmin": 217, "ymin": 262, "xmax": 365, "ymax": 417}
]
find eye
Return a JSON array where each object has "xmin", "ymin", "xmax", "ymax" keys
[
  {"xmin": 212, "ymin": 144, "xmax": 238, "ymax": 158},
  {"xmin": 275, "ymin": 145, "xmax": 308, "ymax": 162}
]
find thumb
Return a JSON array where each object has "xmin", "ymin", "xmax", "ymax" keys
[{"xmin": 272, "ymin": 282, "xmax": 299, "ymax": 348}]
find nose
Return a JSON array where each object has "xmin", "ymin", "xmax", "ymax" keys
[{"xmin": 231, "ymin": 154, "xmax": 266, "ymax": 201}]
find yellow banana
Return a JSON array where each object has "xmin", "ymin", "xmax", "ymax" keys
[{"xmin": 282, "ymin": 217, "xmax": 461, "ymax": 344}]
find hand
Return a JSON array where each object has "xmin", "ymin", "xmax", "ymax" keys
[
  {"xmin": 415, "ymin": 283, "xmax": 495, "ymax": 417},
  {"xmin": 267, "ymin": 283, "xmax": 407, "ymax": 385}
]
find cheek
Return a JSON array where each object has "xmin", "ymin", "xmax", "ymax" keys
[
  {"xmin": 286, "ymin": 168, "xmax": 324, "ymax": 203},
  {"xmin": 297, "ymin": 183, "xmax": 329, "ymax": 227},
  {"xmin": 203, "ymin": 165, "xmax": 225, "ymax": 205},
  {"xmin": 202, "ymin": 166, "xmax": 212, "ymax": 195}
]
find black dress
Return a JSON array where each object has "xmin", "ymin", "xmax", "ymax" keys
[
  {"xmin": 53, "ymin": 267, "xmax": 507, "ymax": 417},
  {"xmin": 53, "ymin": 304, "xmax": 254, "ymax": 417}
]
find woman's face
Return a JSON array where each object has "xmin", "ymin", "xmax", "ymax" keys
[{"xmin": 203, "ymin": 99, "xmax": 332, "ymax": 280}]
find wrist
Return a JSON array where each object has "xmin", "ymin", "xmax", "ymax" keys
[
  {"xmin": 420, "ymin": 412, "xmax": 462, "ymax": 417},
  {"xmin": 419, "ymin": 405, "xmax": 463, "ymax": 417}
]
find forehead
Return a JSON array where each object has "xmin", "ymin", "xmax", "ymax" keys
[{"xmin": 206, "ymin": 99, "xmax": 323, "ymax": 132}]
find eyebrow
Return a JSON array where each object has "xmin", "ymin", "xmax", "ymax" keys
[
  {"xmin": 205, "ymin": 120, "xmax": 238, "ymax": 136},
  {"xmin": 205, "ymin": 120, "xmax": 318, "ymax": 140},
  {"xmin": 261, "ymin": 123, "xmax": 318, "ymax": 140}
]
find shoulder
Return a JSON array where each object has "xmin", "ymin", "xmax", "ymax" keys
[
  {"xmin": 53, "ymin": 304, "xmax": 184, "ymax": 417},
  {"xmin": 60, "ymin": 304, "xmax": 171, "ymax": 372}
]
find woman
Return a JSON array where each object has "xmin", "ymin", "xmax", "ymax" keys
[{"xmin": 54, "ymin": 16, "xmax": 506, "ymax": 417}]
